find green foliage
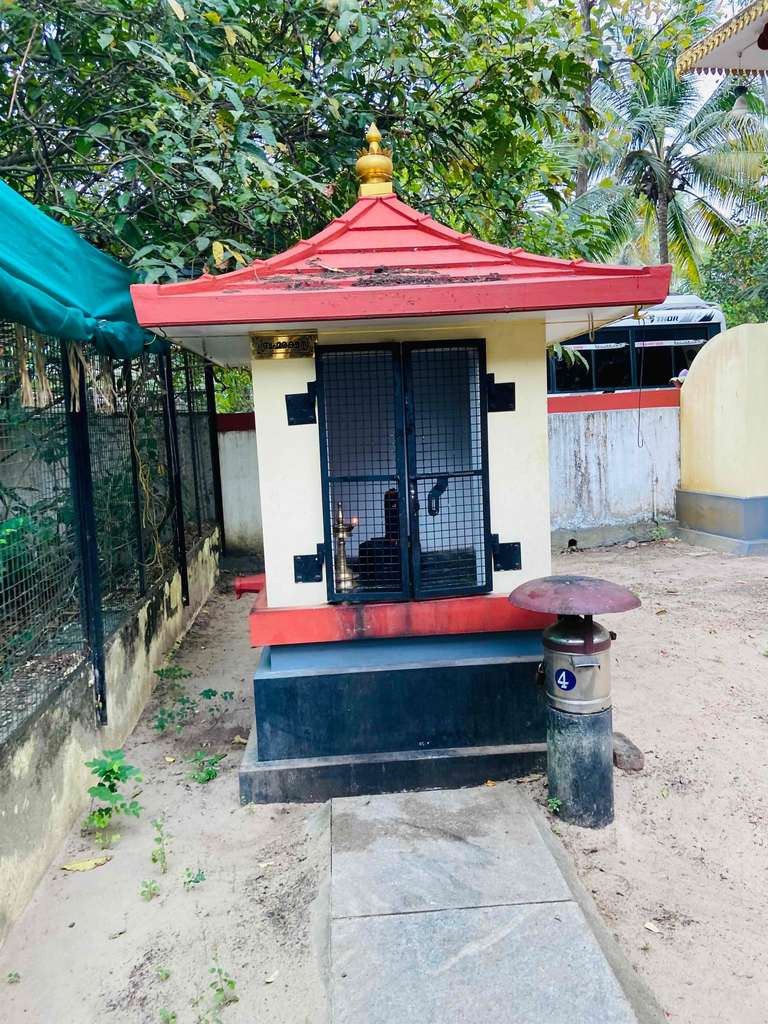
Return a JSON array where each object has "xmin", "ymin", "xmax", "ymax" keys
[
  {"xmin": 140, "ymin": 878, "xmax": 161, "ymax": 901},
  {"xmin": 159, "ymin": 1010, "xmax": 177, "ymax": 1024},
  {"xmin": 199, "ymin": 688, "xmax": 235, "ymax": 719},
  {"xmin": 188, "ymin": 751, "xmax": 226, "ymax": 783},
  {"xmin": 151, "ymin": 816, "xmax": 170, "ymax": 874},
  {"xmin": 546, "ymin": 796, "xmax": 562, "ymax": 814},
  {"xmin": 157, "ymin": 967, "xmax": 172, "ymax": 981},
  {"xmin": 84, "ymin": 749, "xmax": 143, "ymax": 840},
  {"xmin": 566, "ymin": 0, "xmax": 768, "ymax": 281},
  {"xmin": 700, "ymin": 225, "xmax": 768, "ymax": 327},
  {"xmin": 1, "ymin": 0, "xmax": 593, "ymax": 282},
  {"xmin": 214, "ymin": 368, "xmax": 253, "ymax": 413},
  {"xmin": 183, "ymin": 867, "xmax": 206, "ymax": 890},
  {"xmin": 6, "ymin": 971, "xmax": 21, "ymax": 984},
  {"xmin": 209, "ymin": 962, "xmax": 238, "ymax": 1008},
  {"xmin": 153, "ymin": 685, "xmax": 234, "ymax": 732},
  {"xmin": 154, "ymin": 664, "xmax": 193, "ymax": 682}
]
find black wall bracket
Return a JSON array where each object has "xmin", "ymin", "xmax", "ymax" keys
[
  {"xmin": 294, "ymin": 544, "xmax": 325, "ymax": 583},
  {"xmin": 286, "ymin": 381, "xmax": 317, "ymax": 425},
  {"xmin": 486, "ymin": 374, "xmax": 516, "ymax": 413},
  {"xmin": 491, "ymin": 534, "xmax": 522, "ymax": 571}
]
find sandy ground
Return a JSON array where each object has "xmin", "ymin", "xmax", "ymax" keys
[
  {"xmin": 0, "ymin": 582, "xmax": 329, "ymax": 1024},
  {"xmin": 1, "ymin": 541, "xmax": 767, "ymax": 1024},
  {"xmin": 533, "ymin": 539, "xmax": 768, "ymax": 1024}
]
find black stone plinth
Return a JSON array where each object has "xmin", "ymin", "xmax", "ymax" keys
[{"xmin": 239, "ymin": 631, "xmax": 547, "ymax": 803}]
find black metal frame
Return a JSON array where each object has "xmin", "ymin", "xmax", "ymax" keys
[
  {"xmin": 61, "ymin": 341, "xmax": 107, "ymax": 724},
  {"xmin": 316, "ymin": 343, "xmax": 411, "ymax": 603},
  {"xmin": 316, "ymin": 340, "xmax": 493, "ymax": 604},
  {"xmin": 403, "ymin": 340, "xmax": 493, "ymax": 600}
]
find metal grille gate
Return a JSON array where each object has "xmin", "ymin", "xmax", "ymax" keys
[{"xmin": 317, "ymin": 341, "xmax": 492, "ymax": 603}]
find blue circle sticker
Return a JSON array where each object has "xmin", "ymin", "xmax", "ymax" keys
[{"xmin": 554, "ymin": 668, "xmax": 577, "ymax": 692}]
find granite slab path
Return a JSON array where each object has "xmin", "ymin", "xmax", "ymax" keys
[{"xmin": 328, "ymin": 785, "xmax": 660, "ymax": 1024}]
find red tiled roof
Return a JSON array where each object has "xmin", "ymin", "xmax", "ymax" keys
[{"xmin": 131, "ymin": 193, "xmax": 671, "ymax": 327}]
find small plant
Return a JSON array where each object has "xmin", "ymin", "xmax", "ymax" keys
[
  {"xmin": 159, "ymin": 1009, "xmax": 177, "ymax": 1023},
  {"xmin": 139, "ymin": 879, "xmax": 161, "ymax": 901},
  {"xmin": 155, "ymin": 665, "xmax": 193, "ymax": 683},
  {"xmin": 650, "ymin": 524, "xmax": 670, "ymax": 542},
  {"xmin": 199, "ymin": 689, "xmax": 236, "ymax": 719},
  {"xmin": 183, "ymin": 867, "xmax": 206, "ymax": 891},
  {"xmin": 153, "ymin": 694, "xmax": 199, "ymax": 734},
  {"xmin": 188, "ymin": 751, "xmax": 225, "ymax": 784},
  {"xmin": 151, "ymin": 816, "xmax": 170, "ymax": 874},
  {"xmin": 157, "ymin": 967, "xmax": 172, "ymax": 982},
  {"xmin": 83, "ymin": 750, "xmax": 142, "ymax": 843},
  {"xmin": 7, "ymin": 971, "xmax": 20, "ymax": 984},
  {"xmin": 546, "ymin": 796, "xmax": 562, "ymax": 815},
  {"xmin": 209, "ymin": 960, "xmax": 238, "ymax": 1008}
]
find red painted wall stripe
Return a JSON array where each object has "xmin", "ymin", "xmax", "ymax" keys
[
  {"xmin": 248, "ymin": 588, "xmax": 554, "ymax": 647},
  {"xmin": 547, "ymin": 388, "xmax": 680, "ymax": 414},
  {"xmin": 218, "ymin": 390, "xmax": 679, "ymax": 432},
  {"xmin": 216, "ymin": 411, "xmax": 256, "ymax": 432}
]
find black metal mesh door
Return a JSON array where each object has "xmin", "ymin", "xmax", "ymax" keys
[
  {"xmin": 316, "ymin": 346, "xmax": 410, "ymax": 602},
  {"xmin": 404, "ymin": 343, "xmax": 492, "ymax": 598}
]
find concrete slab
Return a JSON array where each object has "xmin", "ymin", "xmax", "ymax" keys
[
  {"xmin": 329, "ymin": 785, "xmax": 663, "ymax": 1024},
  {"xmin": 331, "ymin": 786, "xmax": 570, "ymax": 918},
  {"xmin": 332, "ymin": 901, "xmax": 638, "ymax": 1024}
]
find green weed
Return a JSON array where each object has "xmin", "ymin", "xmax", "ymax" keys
[
  {"xmin": 546, "ymin": 796, "xmax": 562, "ymax": 815},
  {"xmin": 183, "ymin": 867, "xmax": 206, "ymax": 891},
  {"xmin": 188, "ymin": 751, "xmax": 225, "ymax": 784},
  {"xmin": 139, "ymin": 879, "xmax": 160, "ymax": 901},
  {"xmin": 83, "ymin": 750, "xmax": 142, "ymax": 844},
  {"xmin": 151, "ymin": 816, "xmax": 170, "ymax": 874}
]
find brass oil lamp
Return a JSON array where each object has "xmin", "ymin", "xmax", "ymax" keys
[{"xmin": 333, "ymin": 501, "xmax": 358, "ymax": 592}]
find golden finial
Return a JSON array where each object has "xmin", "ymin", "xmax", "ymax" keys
[{"xmin": 355, "ymin": 121, "xmax": 393, "ymax": 197}]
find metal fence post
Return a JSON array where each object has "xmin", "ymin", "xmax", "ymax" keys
[
  {"xmin": 203, "ymin": 361, "xmax": 226, "ymax": 554},
  {"xmin": 183, "ymin": 351, "xmax": 203, "ymax": 537},
  {"xmin": 160, "ymin": 350, "xmax": 189, "ymax": 606},
  {"xmin": 61, "ymin": 341, "xmax": 108, "ymax": 725},
  {"xmin": 124, "ymin": 360, "xmax": 147, "ymax": 597}
]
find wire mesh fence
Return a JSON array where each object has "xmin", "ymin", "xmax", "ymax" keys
[{"xmin": 0, "ymin": 324, "xmax": 222, "ymax": 746}]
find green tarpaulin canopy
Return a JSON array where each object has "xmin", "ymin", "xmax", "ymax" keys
[{"xmin": 0, "ymin": 178, "xmax": 164, "ymax": 358}]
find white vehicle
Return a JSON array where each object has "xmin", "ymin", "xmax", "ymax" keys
[{"xmin": 549, "ymin": 294, "xmax": 725, "ymax": 394}]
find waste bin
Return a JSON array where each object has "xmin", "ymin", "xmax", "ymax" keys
[{"xmin": 509, "ymin": 575, "xmax": 640, "ymax": 828}]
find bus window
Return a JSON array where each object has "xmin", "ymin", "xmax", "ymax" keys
[
  {"xmin": 637, "ymin": 343, "xmax": 674, "ymax": 387},
  {"xmin": 594, "ymin": 344, "xmax": 631, "ymax": 390},
  {"xmin": 673, "ymin": 344, "xmax": 704, "ymax": 376},
  {"xmin": 555, "ymin": 349, "xmax": 592, "ymax": 391}
]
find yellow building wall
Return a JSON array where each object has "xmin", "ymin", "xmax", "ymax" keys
[
  {"xmin": 680, "ymin": 324, "xmax": 768, "ymax": 498},
  {"xmin": 251, "ymin": 319, "xmax": 551, "ymax": 609}
]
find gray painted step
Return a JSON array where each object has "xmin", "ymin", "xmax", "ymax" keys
[{"xmin": 329, "ymin": 786, "xmax": 643, "ymax": 1024}]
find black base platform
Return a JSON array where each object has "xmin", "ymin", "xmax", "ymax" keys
[
  {"xmin": 239, "ymin": 737, "xmax": 546, "ymax": 804},
  {"xmin": 239, "ymin": 631, "xmax": 546, "ymax": 803}
]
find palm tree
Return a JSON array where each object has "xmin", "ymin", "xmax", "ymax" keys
[{"xmin": 569, "ymin": 57, "xmax": 768, "ymax": 282}]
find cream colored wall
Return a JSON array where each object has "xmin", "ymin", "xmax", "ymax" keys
[
  {"xmin": 250, "ymin": 355, "xmax": 326, "ymax": 607},
  {"xmin": 250, "ymin": 320, "xmax": 552, "ymax": 609},
  {"xmin": 680, "ymin": 324, "xmax": 768, "ymax": 498}
]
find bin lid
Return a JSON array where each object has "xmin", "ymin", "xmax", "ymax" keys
[{"xmin": 509, "ymin": 575, "xmax": 640, "ymax": 615}]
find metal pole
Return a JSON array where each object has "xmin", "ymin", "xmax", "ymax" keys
[
  {"xmin": 160, "ymin": 350, "xmax": 189, "ymax": 606},
  {"xmin": 124, "ymin": 360, "xmax": 147, "ymax": 597},
  {"xmin": 203, "ymin": 361, "xmax": 226, "ymax": 554},
  {"xmin": 183, "ymin": 351, "xmax": 203, "ymax": 538},
  {"xmin": 61, "ymin": 341, "xmax": 108, "ymax": 725}
]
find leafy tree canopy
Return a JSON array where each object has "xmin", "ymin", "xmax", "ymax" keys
[
  {"xmin": 700, "ymin": 224, "xmax": 768, "ymax": 328},
  {"xmin": 1, "ymin": 0, "xmax": 594, "ymax": 281}
]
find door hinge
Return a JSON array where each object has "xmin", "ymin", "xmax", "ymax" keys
[
  {"xmin": 491, "ymin": 534, "xmax": 522, "ymax": 571},
  {"xmin": 294, "ymin": 543, "xmax": 325, "ymax": 583},
  {"xmin": 285, "ymin": 381, "xmax": 317, "ymax": 425}
]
